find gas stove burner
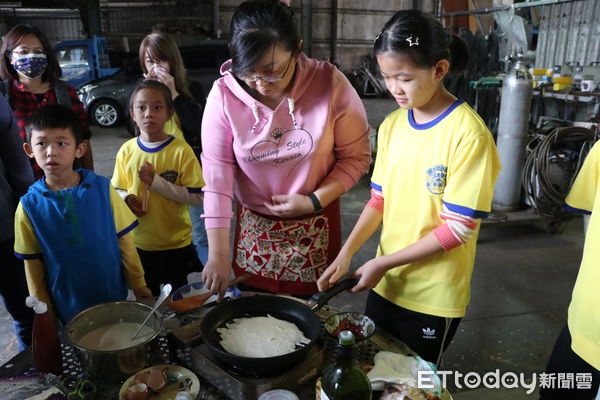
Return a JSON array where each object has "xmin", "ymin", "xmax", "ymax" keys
[{"xmin": 186, "ymin": 337, "xmax": 324, "ymax": 399}]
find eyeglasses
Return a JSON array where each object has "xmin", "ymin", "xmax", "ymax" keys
[
  {"xmin": 10, "ymin": 49, "xmax": 46, "ymax": 56},
  {"xmin": 236, "ymin": 54, "xmax": 295, "ymax": 83}
]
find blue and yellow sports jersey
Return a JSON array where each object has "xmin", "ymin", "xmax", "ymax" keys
[
  {"xmin": 371, "ymin": 100, "xmax": 501, "ymax": 318},
  {"xmin": 565, "ymin": 141, "xmax": 600, "ymax": 370},
  {"xmin": 112, "ymin": 136, "xmax": 204, "ymax": 251},
  {"xmin": 14, "ymin": 170, "xmax": 134, "ymax": 321}
]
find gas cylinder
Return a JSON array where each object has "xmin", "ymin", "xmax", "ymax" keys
[{"xmin": 492, "ymin": 54, "xmax": 533, "ymax": 211}]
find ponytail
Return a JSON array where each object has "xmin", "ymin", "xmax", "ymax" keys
[
  {"xmin": 374, "ymin": 10, "xmax": 470, "ymax": 74},
  {"xmin": 448, "ymin": 34, "xmax": 469, "ymax": 73}
]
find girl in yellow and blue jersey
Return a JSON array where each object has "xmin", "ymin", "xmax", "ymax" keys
[
  {"xmin": 318, "ymin": 9, "xmax": 501, "ymax": 366},
  {"xmin": 112, "ymin": 80, "xmax": 204, "ymax": 294}
]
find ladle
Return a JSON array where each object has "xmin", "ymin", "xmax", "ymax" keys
[{"xmin": 131, "ymin": 283, "xmax": 172, "ymax": 340}]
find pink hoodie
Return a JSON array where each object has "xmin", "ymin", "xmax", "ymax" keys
[{"xmin": 201, "ymin": 54, "xmax": 371, "ymax": 229}]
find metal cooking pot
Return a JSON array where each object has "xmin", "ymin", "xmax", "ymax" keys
[
  {"xmin": 200, "ymin": 278, "xmax": 357, "ymax": 377},
  {"xmin": 65, "ymin": 301, "xmax": 162, "ymax": 382}
]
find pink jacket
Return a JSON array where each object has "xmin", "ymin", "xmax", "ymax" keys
[{"xmin": 201, "ymin": 54, "xmax": 371, "ymax": 229}]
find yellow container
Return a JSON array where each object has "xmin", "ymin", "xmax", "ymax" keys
[
  {"xmin": 553, "ymin": 76, "xmax": 574, "ymax": 84},
  {"xmin": 532, "ymin": 68, "xmax": 549, "ymax": 76},
  {"xmin": 553, "ymin": 83, "xmax": 571, "ymax": 91}
]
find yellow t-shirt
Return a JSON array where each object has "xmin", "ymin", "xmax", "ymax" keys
[
  {"xmin": 164, "ymin": 113, "xmax": 184, "ymax": 141},
  {"xmin": 112, "ymin": 136, "xmax": 204, "ymax": 251},
  {"xmin": 565, "ymin": 140, "xmax": 600, "ymax": 370},
  {"xmin": 371, "ymin": 101, "xmax": 501, "ymax": 318}
]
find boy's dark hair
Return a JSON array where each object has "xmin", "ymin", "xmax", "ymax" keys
[
  {"xmin": 128, "ymin": 80, "xmax": 174, "ymax": 136},
  {"xmin": 25, "ymin": 104, "xmax": 84, "ymax": 144},
  {"xmin": 229, "ymin": 0, "xmax": 301, "ymax": 77},
  {"xmin": 0, "ymin": 24, "xmax": 62, "ymax": 82},
  {"xmin": 374, "ymin": 9, "xmax": 469, "ymax": 74}
]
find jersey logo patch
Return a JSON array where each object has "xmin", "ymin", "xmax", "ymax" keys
[
  {"xmin": 160, "ymin": 170, "xmax": 178, "ymax": 183},
  {"xmin": 426, "ymin": 165, "xmax": 447, "ymax": 195}
]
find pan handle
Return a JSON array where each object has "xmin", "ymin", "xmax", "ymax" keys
[{"xmin": 307, "ymin": 278, "xmax": 359, "ymax": 311}]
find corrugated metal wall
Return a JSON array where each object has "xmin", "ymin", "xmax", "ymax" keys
[
  {"xmin": 535, "ymin": 0, "xmax": 600, "ymax": 68},
  {"xmin": 101, "ymin": 1, "xmax": 213, "ymax": 38},
  {"xmin": 219, "ymin": 0, "xmax": 435, "ymax": 72},
  {"xmin": 98, "ymin": 0, "xmax": 214, "ymax": 52},
  {"xmin": 0, "ymin": 9, "xmax": 85, "ymax": 44},
  {"xmin": 310, "ymin": 0, "xmax": 413, "ymax": 69}
]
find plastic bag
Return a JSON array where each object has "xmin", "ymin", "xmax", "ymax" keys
[{"xmin": 0, "ymin": 372, "xmax": 66, "ymax": 400}]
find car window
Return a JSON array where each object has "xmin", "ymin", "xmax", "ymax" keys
[{"xmin": 57, "ymin": 46, "xmax": 88, "ymax": 66}]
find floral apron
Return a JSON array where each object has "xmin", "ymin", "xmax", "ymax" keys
[{"xmin": 232, "ymin": 199, "xmax": 341, "ymax": 295}]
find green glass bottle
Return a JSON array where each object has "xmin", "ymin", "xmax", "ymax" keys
[{"xmin": 319, "ymin": 330, "xmax": 372, "ymax": 400}]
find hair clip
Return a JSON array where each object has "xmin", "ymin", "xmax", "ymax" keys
[
  {"xmin": 374, "ymin": 33, "xmax": 381, "ymax": 43},
  {"xmin": 406, "ymin": 35, "xmax": 419, "ymax": 47}
]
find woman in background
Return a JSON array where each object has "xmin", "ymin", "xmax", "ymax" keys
[{"xmin": 0, "ymin": 24, "xmax": 93, "ymax": 179}]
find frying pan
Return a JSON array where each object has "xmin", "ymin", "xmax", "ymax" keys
[{"xmin": 199, "ymin": 278, "xmax": 357, "ymax": 377}]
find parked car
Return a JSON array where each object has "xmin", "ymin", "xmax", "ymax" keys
[{"xmin": 77, "ymin": 41, "xmax": 229, "ymax": 129}]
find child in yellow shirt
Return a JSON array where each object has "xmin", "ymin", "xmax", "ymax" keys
[
  {"xmin": 112, "ymin": 80, "xmax": 204, "ymax": 294},
  {"xmin": 540, "ymin": 141, "xmax": 600, "ymax": 399},
  {"xmin": 318, "ymin": 10, "xmax": 500, "ymax": 365},
  {"xmin": 14, "ymin": 104, "xmax": 152, "ymax": 322}
]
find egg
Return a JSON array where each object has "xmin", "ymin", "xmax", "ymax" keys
[{"xmin": 126, "ymin": 383, "xmax": 150, "ymax": 400}]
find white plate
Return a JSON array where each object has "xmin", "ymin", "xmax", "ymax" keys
[
  {"xmin": 119, "ymin": 364, "xmax": 200, "ymax": 400},
  {"xmin": 171, "ymin": 281, "xmax": 241, "ymax": 304}
]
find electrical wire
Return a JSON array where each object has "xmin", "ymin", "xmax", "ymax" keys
[{"xmin": 522, "ymin": 126, "xmax": 597, "ymax": 223}]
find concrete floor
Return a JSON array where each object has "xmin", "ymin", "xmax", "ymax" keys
[{"xmin": 0, "ymin": 98, "xmax": 585, "ymax": 399}]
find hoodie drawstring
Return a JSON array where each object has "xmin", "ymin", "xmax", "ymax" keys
[
  {"xmin": 251, "ymin": 103, "xmax": 260, "ymax": 133},
  {"xmin": 250, "ymin": 97, "xmax": 299, "ymax": 133},
  {"xmin": 287, "ymin": 98, "xmax": 299, "ymax": 129}
]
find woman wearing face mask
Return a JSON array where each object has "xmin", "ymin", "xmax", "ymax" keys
[
  {"xmin": 201, "ymin": 0, "xmax": 371, "ymax": 297},
  {"xmin": 0, "ymin": 24, "xmax": 93, "ymax": 179}
]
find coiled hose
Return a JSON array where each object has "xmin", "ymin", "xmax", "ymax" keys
[{"xmin": 522, "ymin": 126, "xmax": 597, "ymax": 223}]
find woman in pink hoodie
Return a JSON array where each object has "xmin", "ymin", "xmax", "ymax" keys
[{"xmin": 201, "ymin": 0, "xmax": 371, "ymax": 296}]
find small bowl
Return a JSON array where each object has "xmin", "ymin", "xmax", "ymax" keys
[{"xmin": 324, "ymin": 312, "xmax": 376, "ymax": 342}]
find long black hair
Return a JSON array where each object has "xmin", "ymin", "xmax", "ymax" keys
[
  {"xmin": 229, "ymin": 0, "xmax": 301, "ymax": 77},
  {"xmin": 374, "ymin": 10, "xmax": 469, "ymax": 74}
]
